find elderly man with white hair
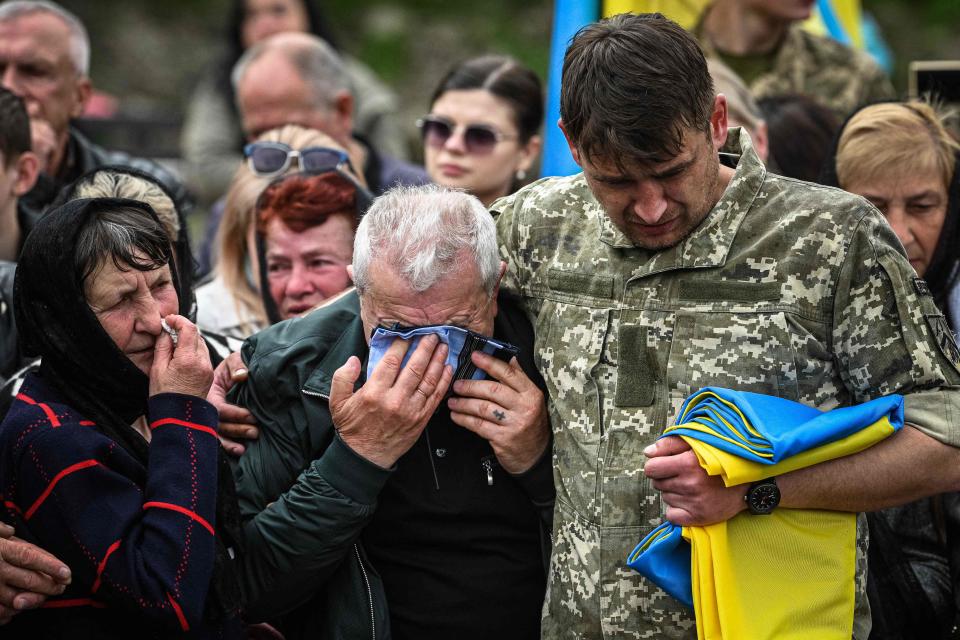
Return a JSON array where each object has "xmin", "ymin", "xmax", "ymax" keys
[
  {"xmin": 0, "ymin": 0, "xmax": 192, "ymax": 220},
  {"xmin": 223, "ymin": 184, "xmax": 553, "ymax": 639}
]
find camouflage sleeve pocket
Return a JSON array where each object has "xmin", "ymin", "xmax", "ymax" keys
[{"xmin": 874, "ymin": 252, "xmax": 960, "ymax": 387}]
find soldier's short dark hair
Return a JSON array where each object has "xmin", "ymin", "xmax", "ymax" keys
[
  {"xmin": 560, "ymin": 13, "xmax": 715, "ymax": 168},
  {"xmin": 0, "ymin": 87, "xmax": 30, "ymax": 168}
]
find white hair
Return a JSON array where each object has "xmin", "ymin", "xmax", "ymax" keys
[
  {"xmin": 353, "ymin": 184, "xmax": 500, "ymax": 296},
  {"xmin": 0, "ymin": 1, "xmax": 90, "ymax": 76},
  {"xmin": 73, "ymin": 171, "xmax": 180, "ymax": 240},
  {"xmin": 231, "ymin": 32, "xmax": 348, "ymax": 110}
]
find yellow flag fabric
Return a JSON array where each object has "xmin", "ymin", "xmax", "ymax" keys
[
  {"xmin": 600, "ymin": 0, "xmax": 864, "ymax": 50},
  {"xmin": 675, "ymin": 415, "xmax": 897, "ymax": 487},
  {"xmin": 628, "ymin": 388, "xmax": 903, "ymax": 639},
  {"xmin": 677, "ymin": 408, "xmax": 896, "ymax": 639},
  {"xmin": 677, "ymin": 418, "xmax": 896, "ymax": 640},
  {"xmin": 685, "ymin": 510, "xmax": 856, "ymax": 640},
  {"xmin": 601, "ymin": 0, "xmax": 710, "ymax": 29}
]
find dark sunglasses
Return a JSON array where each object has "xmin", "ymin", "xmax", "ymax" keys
[
  {"xmin": 243, "ymin": 142, "xmax": 353, "ymax": 177},
  {"xmin": 416, "ymin": 115, "xmax": 516, "ymax": 155}
]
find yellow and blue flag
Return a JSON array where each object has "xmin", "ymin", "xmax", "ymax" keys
[
  {"xmin": 627, "ymin": 388, "xmax": 903, "ymax": 640},
  {"xmin": 541, "ymin": 0, "xmax": 869, "ymax": 178}
]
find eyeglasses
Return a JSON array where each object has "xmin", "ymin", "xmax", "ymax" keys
[
  {"xmin": 416, "ymin": 116, "xmax": 516, "ymax": 155},
  {"xmin": 244, "ymin": 142, "xmax": 353, "ymax": 177}
]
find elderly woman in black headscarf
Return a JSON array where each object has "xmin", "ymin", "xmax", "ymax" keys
[{"xmin": 0, "ymin": 198, "xmax": 242, "ymax": 638}]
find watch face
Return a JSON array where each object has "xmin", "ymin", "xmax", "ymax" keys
[{"xmin": 748, "ymin": 482, "xmax": 780, "ymax": 515}]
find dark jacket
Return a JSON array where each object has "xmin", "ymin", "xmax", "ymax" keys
[
  {"xmin": 0, "ymin": 262, "xmax": 15, "ymax": 384},
  {"xmin": 820, "ymin": 103, "xmax": 960, "ymax": 640},
  {"xmin": 19, "ymin": 127, "xmax": 193, "ymax": 221},
  {"xmin": 0, "ymin": 375, "xmax": 240, "ymax": 639},
  {"xmin": 229, "ymin": 290, "xmax": 553, "ymax": 639},
  {"xmin": 355, "ymin": 133, "xmax": 429, "ymax": 196}
]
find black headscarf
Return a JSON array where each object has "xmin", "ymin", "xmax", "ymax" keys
[
  {"xmin": 14, "ymin": 197, "xmax": 242, "ymax": 622},
  {"xmin": 48, "ymin": 165, "xmax": 199, "ymax": 322},
  {"xmin": 819, "ymin": 102, "xmax": 960, "ymax": 328},
  {"xmin": 254, "ymin": 168, "xmax": 372, "ymax": 325}
]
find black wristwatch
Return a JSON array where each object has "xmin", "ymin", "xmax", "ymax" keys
[{"xmin": 745, "ymin": 477, "xmax": 780, "ymax": 515}]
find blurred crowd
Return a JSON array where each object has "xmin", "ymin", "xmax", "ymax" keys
[{"xmin": 0, "ymin": 1, "xmax": 959, "ymax": 639}]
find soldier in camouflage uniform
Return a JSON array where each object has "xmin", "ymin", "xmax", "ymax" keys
[
  {"xmin": 491, "ymin": 13, "xmax": 960, "ymax": 639},
  {"xmin": 694, "ymin": 0, "xmax": 894, "ymax": 120}
]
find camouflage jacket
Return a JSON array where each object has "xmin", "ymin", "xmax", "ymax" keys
[
  {"xmin": 492, "ymin": 129, "xmax": 960, "ymax": 639},
  {"xmin": 697, "ymin": 23, "xmax": 895, "ymax": 120}
]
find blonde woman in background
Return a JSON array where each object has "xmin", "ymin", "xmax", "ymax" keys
[
  {"xmin": 823, "ymin": 99, "xmax": 960, "ymax": 639},
  {"xmin": 195, "ymin": 124, "xmax": 366, "ymax": 339}
]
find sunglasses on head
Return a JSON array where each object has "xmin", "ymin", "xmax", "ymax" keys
[
  {"xmin": 416, "ymin": 116, "xmax": 516, "ymax": 155},
  {"xmin": 244, "ymin": 142, "xmax": 353, "ymax": 177}
]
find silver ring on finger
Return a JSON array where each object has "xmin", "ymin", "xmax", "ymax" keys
[{"xmin": 415, "ymin": 385, "xmax": 430, "ymax": 398}]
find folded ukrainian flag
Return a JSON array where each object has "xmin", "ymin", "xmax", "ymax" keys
[{"xmin": 627, "ymin": 388, "xmax": 904, "ymax": 640}]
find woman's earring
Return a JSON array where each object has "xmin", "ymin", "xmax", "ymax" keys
[{"xmin": 515, "ymin": 169, "xmax": 527, "ymax": 181}]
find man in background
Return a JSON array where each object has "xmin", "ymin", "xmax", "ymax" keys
[
  {"xmin": 695, "ymin": 0, "xmax": 894, "ymax": 120},
  {"xmin": 0, "ymin": 1, "xmax": 192, "ymax": 218}
]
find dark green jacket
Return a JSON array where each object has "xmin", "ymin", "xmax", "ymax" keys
[{"xmin": 230, "ymin": 290, "xmax": 553, "ymax": 639}]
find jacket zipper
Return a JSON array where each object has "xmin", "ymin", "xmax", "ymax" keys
[
  {"xmin": 423, "ymin": 427, "xmax": 441, "ymax": 490},
  {"xmin": 307, "ymin": 389, "xmax": 374, "ymax": 638},
  {"xmin": 354, "ymin": 545, "xmax": 376, "ymax": 640},
  {"xmin": 481, "ymin": 455, "xmax": 499, "ymax": 486}
]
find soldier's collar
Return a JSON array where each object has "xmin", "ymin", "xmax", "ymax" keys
[
  {"xmin": 674, "ymin": 128, "xmax": 766, "ymax": 268},
  {"xmin": 598, "ymin": 206, "xmax": 635, "ymax": 249}
]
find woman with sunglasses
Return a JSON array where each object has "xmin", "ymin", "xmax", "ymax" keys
[
  {"xmin": 421, "ymin": 56, "xmax": 543, "ymax": 207},
  {"xmin": 195, "ymin": 124, "xmax": 367, "ymax": 340}
]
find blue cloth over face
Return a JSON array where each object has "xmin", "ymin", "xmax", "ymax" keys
[{"xmin": 366, "ymin": 324, "xmax": 518, "ymax": 383}]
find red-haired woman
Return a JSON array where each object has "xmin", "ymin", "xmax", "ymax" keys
[{"xmin": 255, "ymin": 171, "xmax": 363, "ymax": 323}]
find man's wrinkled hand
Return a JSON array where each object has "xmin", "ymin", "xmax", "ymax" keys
[
  {"xmin": 0, "ymin": 523, "xmax": 71, "ymax": 625},
  {"xmin": 28, "ymin": 118, "xmax": 57, "ymax": 175},
  {"xmin": 447, "ymin": 352, "xmax": 550, "ymax": 474},
  {"xmin": 207, "ymin": 351, "xmax": 258, "ymax": 456},
  {"xmin": 330, "ymin": 335, "xmax": 453, "ymax": 469},
  {"xmin": 643, "ymin": 436, "xmax": 747, "ymax": 526}
]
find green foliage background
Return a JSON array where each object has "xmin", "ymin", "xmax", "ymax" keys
[{"xmin": 47, "ymin": 0, "xmax": 960, "ymax": 151}]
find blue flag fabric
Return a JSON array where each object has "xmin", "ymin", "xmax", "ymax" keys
[
  {"xmin": 628, "ymin": 521, "xmax": 694, "ymax": 606},
  {"xmin": 668, "ymin": 388, "xmax": 904, "ymax": 464},
  {"xmin": 627, "ymin": 388, "xmax": 904, "ymax": 608}
]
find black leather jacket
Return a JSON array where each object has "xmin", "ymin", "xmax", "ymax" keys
[
  {"xmin": 0, "ymin": 261, "xmax": 15, "ymax": 384},
  {"xmin": 19, "ymin": 127, "xmax": 193, "ymax": 221}
]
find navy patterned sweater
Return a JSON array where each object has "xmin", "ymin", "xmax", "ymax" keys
[{"xmin": 0, "ymin": 373, "xmax": 241, "ymax": 639}]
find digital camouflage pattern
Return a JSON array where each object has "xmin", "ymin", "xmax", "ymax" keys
[
  {"xmin": 492, "ymin": 129, "xmax": 960, "ymax": 639},
  {"xmin": 697, "ymin": 24, "xmax": 895, "ymax": 120}
]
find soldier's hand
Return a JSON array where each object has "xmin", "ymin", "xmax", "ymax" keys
[
  {"xmin": 448, "ymin": 352, "xmax": 550, "ymax": 474},
  {"xmin": 0, "ymin": 523, "xmax": 72, "ymax": 624},
  {"xmin": 330, "ymin": 335, "xmax": 452, "ymax": 469},
  {"xmin": 643, "ymin": 436, "xmax": 747, "ymax": 526},
  {"xmin": 207, "ymin": 351, "xmax": 259, "ymax": 457}
]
